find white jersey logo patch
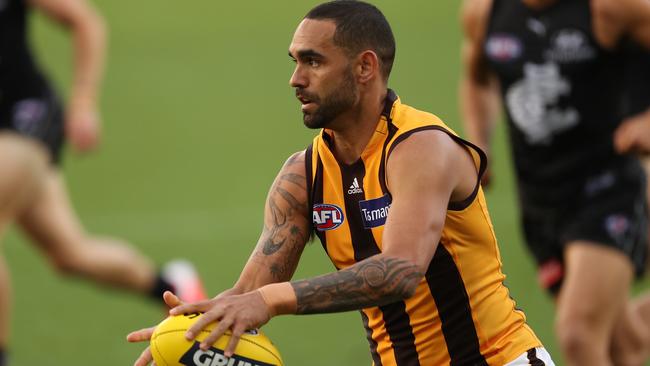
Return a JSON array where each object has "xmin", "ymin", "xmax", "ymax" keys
[
  {"xmin": 506, "ymin": 62, "xmax": 579, "ymax": 144},
  {"xmin": 545, "ymin": 29, "xmax": 595, "ymax": 63},
  {"xmin": 348, "ymin": 177, "xmax": 363, "ymax": 195}
]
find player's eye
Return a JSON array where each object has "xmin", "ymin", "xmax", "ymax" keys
[{"xmin": 307, "ymin": 57, "xmax": 320, "ymax": 67}]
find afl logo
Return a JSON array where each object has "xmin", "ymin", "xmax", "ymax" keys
[
  {"xmin": 312, "ymin": 204, "xmax": 344, "ymax": 231},
  {"xmin": 485, "ymin": 33, "xmax": 523, "ymax": 62}
]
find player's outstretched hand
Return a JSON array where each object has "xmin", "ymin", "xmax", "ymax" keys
[
  {"xmin": 169, "ymin": 290, "xmax": 271, "ymax": 358},
  {"xmin": 614, "ymin": 111, "xmax": 650, "ymax": 155},
  {"xmin": 66, "ymin": 97, "xmax": 102, "ymax": 153},
  {"xmin": 127, "ymin": 291, "xmax": 184, "ymax": 366}
]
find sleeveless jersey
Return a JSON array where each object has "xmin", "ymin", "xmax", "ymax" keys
[
  {"xmin": 305, "ymin": 90, "xmax": 541, "ymax": 366},
  {"xmin": 622, "ymin": 42, "xmax": 650, "ymax": 116},
  {"xmin": 0, "ymin": 0, "xmax": 48, "ymax": 104},
  {"xmin": 484, "ymin": 0, "xmax": 630, "ymax": 205}
]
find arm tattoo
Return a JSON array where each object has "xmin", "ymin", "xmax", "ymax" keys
[
  {"xmin": 291, "ymin": 256, "xmax": 423, "ymax": 314},
  {"xmin": 262, "ymin": 174, "xmax": 306, "ymax": 255},
  {"xmin": 256, "ymin": 154, "xmax": 310, "ymax": 281}
]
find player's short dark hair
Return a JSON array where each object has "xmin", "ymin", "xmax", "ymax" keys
[{"xmin": 305, "ymin": 1, "xmax": 396, "ymax": 81}]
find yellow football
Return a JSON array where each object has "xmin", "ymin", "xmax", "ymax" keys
[{"xmin": 150, "ymin": 313, "xmax": 283, "ymax": 366}]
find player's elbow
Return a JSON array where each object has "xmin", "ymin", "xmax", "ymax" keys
[
  {"xmin": 64, "ymin": 8, "xmax": 107, "ymax": 43},
  {"xmin": 397, "ymin": 275, "xmax": 421, "ymax": 299},
  {"xmin": 379, "ymin": 256, "xmax": 424, "ymax": 300},
  {"xmin": 81, "ymin": 11, "xmax": 107, "ymax": 43}
]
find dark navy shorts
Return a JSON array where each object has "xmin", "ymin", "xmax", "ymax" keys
[
  {"xmin": 0, "ymin": 89, "xmax": 64, "ymax": 164},
  {"xmin": 521, "ymin": 158, "xmax": 648, "ymax": 294}
]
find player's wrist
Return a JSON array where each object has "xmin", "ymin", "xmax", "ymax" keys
[
  {"xmin": 257, "ymin": 282, "xmax": 297, "ymax": 317},
  {"xmin": 69, "ymin": 85, "xmax": 100, "ymax": 106}
]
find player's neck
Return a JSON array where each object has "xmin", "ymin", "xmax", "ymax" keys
[
  {"xmin": 522, "ymin": 0, "xmax": 558, "ymax": 11},
  {"xmin": 329, "ymin": 88, "xmax": 387, "ymax": 165}
]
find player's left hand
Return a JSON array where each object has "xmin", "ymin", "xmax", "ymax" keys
[
  {"xmin": 614, "ymin": 110, "xmax": 650, "ymax": 155},
  {"xmin": 127, "ymin": 291, "xmax": 184, "ymax": 366},
  {"xmin": 66, "ymin": 96, "xmax": 102, "ymax": 153},
  {"xmin": 169, "ymin": 290, "xmax": 272, "ymax": 358}
]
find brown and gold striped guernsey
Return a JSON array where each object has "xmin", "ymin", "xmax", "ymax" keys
[{"xmin": 305, "ymin": 90, "xmax": 541, "ymax": 366}]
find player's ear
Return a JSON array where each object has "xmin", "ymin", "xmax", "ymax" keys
[{"xmin": 357, "ymin": 50, "xmax": 380, "ymax": 84}]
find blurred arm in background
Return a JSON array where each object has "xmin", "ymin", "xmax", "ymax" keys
[
  {"xmin": 459, "ymin": 0, "xmax": 501, "ymax": 187},
  {"xmin": 605, "ymin": 0, "xmax": 650, "ymax": 155},
  {"xmin": 29, "ymin": 0, "xmax": 106, "ymax": 152}
]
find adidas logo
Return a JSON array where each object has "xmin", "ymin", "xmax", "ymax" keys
[{"xmin": 348, "ymin": 178, "xmax": 363, "ymax": 195}]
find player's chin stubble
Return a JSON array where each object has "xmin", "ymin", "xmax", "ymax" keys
[{"xmin": 302, "ymin": 70, "xmax": 357, "ymax": 130}]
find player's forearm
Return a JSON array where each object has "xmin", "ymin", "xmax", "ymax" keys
[
  {"xmin": 259, "ymin": 254, "xmax": 423, "ymax": 316},
  {"xmin": 70, "ymin": 10, "xmax": 106, "ymax": 105},
  {"xmin": 233, "ymin": 240, "xmax": 305, "ymax": 294},
  {"xmin": 459, "ymin": 76, "xmax": 499, "ymax": 153}
]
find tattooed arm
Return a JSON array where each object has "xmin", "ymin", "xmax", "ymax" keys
[
  {"xmin": 232, "ymin": 150, "xmax": 311, "ymax": 293},
  {"xmin": 292, "ymin": 255, "xmax": 423, "ymax": 314},
  {"xmin": 127, "ymin": 151, "xmax": 311, "ymax": 363}
]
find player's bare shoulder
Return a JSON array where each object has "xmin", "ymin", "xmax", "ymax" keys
[
  {"xmin": 279, "ymin": 150, "xmax": 308, "ymax": 195},
  {"xmin": 591, "ymin": 0, "xmax": 650, "ymax": 48},
  {"xmin": 590, "ymin": 0, "xmax": 626, "ymax": 48},
  {"xmin": 268, "ymin": 150, "xmax": 310, "ymax": 218},
  {"xmin": 461, "ymin": 0, "xmax": 493, "ymax": 41},
  {"xmin": 282, "ymin": 150, "xmax": 307, "ymax": 172},
  {"xmin": 386, "ymin": 129, "xmax": 477, "ymax": 201}
]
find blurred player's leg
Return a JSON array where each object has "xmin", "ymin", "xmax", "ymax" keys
[
  {"xmin": 630, "ymin": 292, "xmax": 650, "ymax": 328},
  {"xmin": 611, "ymin": 298, "xmax": 650, "ymax": 366},
  {"xmin": 555, "ymin": 242, "xmax": 634, "ymax": 366},
  {"xmin": 18, "ymin": 169, "xmax": 156, "ymax": 291},
  {"xmin": 644, "ymin": 157, "xmax": 650, "ymax": 268},
  {"xmin": 0, "ymin": 133, "xmax": 49, "ymax": 366},
  {"xmin": 0, "ymin": 134, "xmax": 48, "ymax": 222},
  {"xmin": 613, "ymin": 158, "xmax": 650, "ymax": 365},
  {"xmin": 0, "ymin": 255, "xmax": 10, "ymax": 366},
  {"xmin": 16, "ymin": 170, "xmax": 206, "ymax": 301},
  {"xmin": 617, "ymin": 157, "xmax": 650, "ymax": 366}
]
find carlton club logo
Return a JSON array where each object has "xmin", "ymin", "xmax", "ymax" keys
[{"xmin": 312, "ymin": 204, "xmax": 345, "ymax": 231}]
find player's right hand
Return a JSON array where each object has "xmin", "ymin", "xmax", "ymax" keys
[
  {"xmin": 614, "ymin": 111, "xmax": 650, "ymax": 155},
  {"xmin": 65, "ymin": 96, "xmax": 102, "ymax": 153},
  {"xmin": 126, "ymin": 291, "xmax": 184, "ymax": 366}
]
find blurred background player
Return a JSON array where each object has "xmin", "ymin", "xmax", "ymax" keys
[
  {"xmin": 461, "ymin": 0, "xmax": 650, "ymax": 365},
  {"xmin": 0, "ymin": 0, "xmax": 205, "ymax": 364}
]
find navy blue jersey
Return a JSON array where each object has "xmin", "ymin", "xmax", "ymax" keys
[
  {"xmin": 622, "ymin": 42, "xmax": 650, "ymax": 116},
  {"xmin": 0, "ymin": 0, "xmax": 48, "ymax": 104},
  {"xmin": 484, "ymin": 0, "xmax": 630, "ymax": 204}
]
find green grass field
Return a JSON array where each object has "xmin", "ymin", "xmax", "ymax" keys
[{"xmin": 4, "ymin": 1, "xmax": 648, "ymax": 365}]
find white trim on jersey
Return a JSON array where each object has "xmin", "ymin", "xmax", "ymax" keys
[{"xmin": 505, "ymin": 347, "xmax": 555, "ymax": 366}]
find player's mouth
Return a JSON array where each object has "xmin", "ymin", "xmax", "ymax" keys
[{"xmin": 296, "ymin": 92, "xmax": 317, "ymax": 112}]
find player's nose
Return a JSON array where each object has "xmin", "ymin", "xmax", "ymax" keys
[{"xmin": 289, "ymin": 66, "xmax": 308, "ymax": 88}]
